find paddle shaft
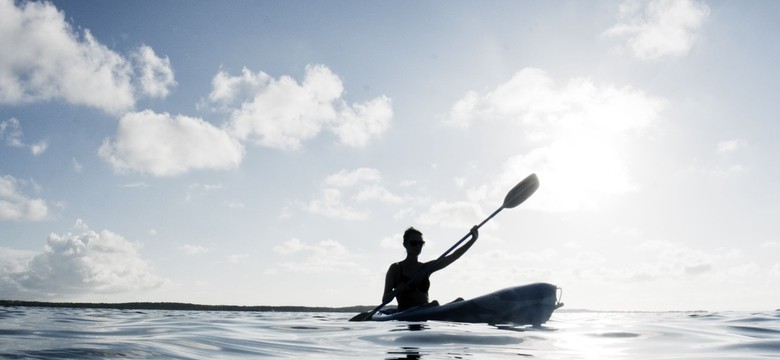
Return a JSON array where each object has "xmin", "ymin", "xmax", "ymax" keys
[{"xmin": 366, "ymin": 206, "xmax": 505, "ymax": 316}]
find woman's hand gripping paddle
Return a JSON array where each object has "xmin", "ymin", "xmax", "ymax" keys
[{"xmin": 349, "ymin": 173, "xmax": 540, "ymax": 322}]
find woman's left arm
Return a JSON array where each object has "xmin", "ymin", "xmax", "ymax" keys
[{"xmin": 428, "ymin": 225, "xmax": 479, "ymax": 273}]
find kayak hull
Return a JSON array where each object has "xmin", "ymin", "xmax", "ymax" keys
[{"xmin": 370, "ymin": 282, "xmax": 562, "ymax": 326}]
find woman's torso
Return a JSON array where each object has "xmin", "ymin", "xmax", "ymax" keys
[{"xmin": 395, "ymin": 261, "xmax": 430, "ymax": 311}]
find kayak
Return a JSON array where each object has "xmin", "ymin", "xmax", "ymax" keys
[{"xmin": 370, "ymin": 282, "xmax": 563, "ymax": 326}]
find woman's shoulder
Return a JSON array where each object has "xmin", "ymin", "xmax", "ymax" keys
[{"xmin": 421, "ymin": 259, "xmax": 437, "ymax": 267}]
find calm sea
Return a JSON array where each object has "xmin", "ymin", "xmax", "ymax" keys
[{"xmin": 0, "ymin": 307, "xmax": 778, "ymax": 359}]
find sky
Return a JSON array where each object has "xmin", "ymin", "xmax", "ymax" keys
[{"xmin": 1, "ymin": 0, "xmax": 778, "ymax": 311}]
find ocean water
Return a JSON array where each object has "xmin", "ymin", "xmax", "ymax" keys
[{"xmin": 0, "ymin": 307, "xmax": 778, "ymax": 359}]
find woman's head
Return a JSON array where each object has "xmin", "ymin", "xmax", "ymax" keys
[{"xmin": 403, "ymin": 227, "xmax": 425, "ymax": 252}]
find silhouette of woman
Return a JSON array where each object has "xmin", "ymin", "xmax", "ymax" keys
[{"xmin": 382, "ymin": 225, "xmax": 479, "ymax": 311}]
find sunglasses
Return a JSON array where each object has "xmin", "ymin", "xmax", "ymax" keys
[{"xmin": 406, "ymin": 240, "xmax": 425, "ymax": 247}]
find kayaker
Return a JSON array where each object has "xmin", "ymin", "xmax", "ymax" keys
[{"xmin": 382, "ymin": 225, "xmax": 479, "ymax": 311}]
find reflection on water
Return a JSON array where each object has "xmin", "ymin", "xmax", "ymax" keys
[
  {"xmin": 387, "ymin": 346, "xmax": 422, "ymax": 360},
  {"xmin": 386, "ymin": 324, "xmax": 427, "ymax": 359},
  {"xmin": 390, "ymin": 323, "xmax": 429, "ymax": 332},
  {"xmin": 0, "ymin": 307, "xmax": 778, "ymax": 359}
]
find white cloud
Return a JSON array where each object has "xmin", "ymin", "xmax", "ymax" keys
[
  {"xmin": 305, "ymin": 188, "xmax": 368, "ymax": 220},
  {"xmin": 325, "ymin": 167, "xmax": 382, "ymax": 187},
  {"xmin": 133, "ymin": 45, "xmax": 177, "ymax": 98},
  {"xmin": 0, "ymin": 247, "xmax": 36, "ymax": 274},
  {"xmin": 120, "ymin": 182, "xmax": 151, "ymax": 189},
  {"xmin": 449, "ymin": 68, "xmax": 664, "ymax": 131},
  {"xmin": 379, "ymin": 233, "xmax": 404, "ymax": 250},
  {"xmin": 209, "ymin": 65, "xmax": 391, "ymax": 150},
  {"xmin": 30, "ymin": 141, "xmax": 48, "ymax": 155},
  {"xmin": 612, "ymin": 226, "xmax": 642, "ymax": 238},
  {"xmin": 72, "ymin": 157, "xmax": 83, "ymax": 173},
  {"xmin": 616, "ymin": 240, "xmax": 745, "ymax": 282},
  {"xmin": 354, "ymin": 184, "xmax": 404, "ymax": 203},
  {"xmin": 99, "ymin": 110, "xmax": 245, "ymax": 176},
  {"xmin": 0, "ymin": 220, "xmax": 163, "ymax": 299},
  {"xmin": 727, "ymin": 263, "xmax": 760, "ymax": 278},
  {"xmin": 99, "ymin": 65, "xmax": 389, "ymax": 178},
  {"xmin": 450, "ymin": 67, "xmax": 667, "ymax": 212},
  {"xmin": 201, "ymin": 67, "xmax": 272, "ymax": 111},
  {"xmin": 770, "ymin": 263, "xmax": 780, "ymax": 278},
  {"xmin": 712, "ymin": 165, "xmax": 745, "ymax": 176},
  {"xmin": 179, "ymin": 244, "xmax": 209, "ymax": 255},
  {"xmin": 417, "ymin": 201, "xmax": 485, "ymax": 229},
  {"xmin": 1, "ymin": 118, "xmax": 47, "ymax": 155},
  {"xmin": 564, "ymin": 251, "xmax": 608, "ymax": 266},
  {"xmin": 224, "ymin": 201, "xmax": 245, "ymax": 209},
  {"xmin": 454, "ymin": 177, "xmax": 467, "ymax": 189},
  {"xmin": 273, "ymin": 238, "xmax": 347, "ymax": 257},
  {"xmin": 186, "ymin": 182, "xmax": 224, "ymax": 201},
  {"xmin": 712, "ymin": 139, "xmax": 749, "ymax": 175},
  {"xmin": 227, "ymin": 253, "xmax": 250, "ymax": 264},
  {"xmin": 273, "ymin": 238, "xmax": 307, "ymax": 255},
  {"xmin": 303, "ymin": 168, "xmax": 409, "ymax": 219},
  {"xmin": 399, "ymin": 179, "xmax": 417, "ymax": 187},
  {"xmin": 604, "ymin": 0, "xmax": 710, "ymax": 61},
  {"xmin": 760, "ymin": 241, "xmax": 778, "ymax": 249},
  {"xmin": 224, "ymin": 64, "xmax": 339, "ymax": 149},
  {"xmin": 717, "ymin": 139, "xmax": 748, "ymax": 154},
  {"xmin": 331, "ymin": 95, "xmax": 393, "ymax": 147},
  {"xmin": 441, "ymin": 248, "xmax": 559, "ymax": 292},
  {"xmin": 0, "ymin": 117, "xmax": 23, "ymax": 147},
  {"xmin": 272, "ymin": 238, "xmax": 355, "ymax": 273},
  {"xmin": 0, "ymin": 173, "xmax": 48, "ymax": 221},
  {"xmin": 0, "ymin": 0, "xmax": 132, "ymax": 112},
  {"xmin": 0, "ymin": 0, "xmax": 174, "ymax": 113}
]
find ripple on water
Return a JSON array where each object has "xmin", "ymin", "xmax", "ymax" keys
[
  {"xmin": 591, "ymin": 332, "xmax": 642, "ymax": 338},
  {"xmin": 1, "ymin": 308, "xmax": 779, "ymax": 359},
  {"xmin": 721, "ymin": 339, "xmax": 780, "ymax": 354},
  {"xmin": 727, "ymin": 325, "xmax": 780, "ymax": 338}
]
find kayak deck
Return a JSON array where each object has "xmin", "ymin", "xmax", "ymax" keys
[{"xmin": 370, "ymin": 283, "xmax": 563, "ymax": 326}]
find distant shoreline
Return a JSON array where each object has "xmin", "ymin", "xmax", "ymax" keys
[{"xmin": 0, "ymin": 300, "xmax": 373, "ymax": 313}]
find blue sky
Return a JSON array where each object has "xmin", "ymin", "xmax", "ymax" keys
[{"xmin": 1, "ymin": 0, "xmax": 778, "ymax": 311}]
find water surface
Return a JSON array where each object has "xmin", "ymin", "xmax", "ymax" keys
[{"xmin": 1, "ymin": 307, "xmax": 778, "ymax": 359}]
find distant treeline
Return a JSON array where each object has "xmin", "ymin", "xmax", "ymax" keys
[{"xmin": 0, "ymin": 300, "xmax": 372, "ymax": 313}]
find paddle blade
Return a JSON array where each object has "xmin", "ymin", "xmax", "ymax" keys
[
  {"xmin": 502, "ymin": 173, "xmax": 539, "ymax": 209},
  {"xmin": 349, "ymin": 311, "xmax": 373, "ymax": 322}
]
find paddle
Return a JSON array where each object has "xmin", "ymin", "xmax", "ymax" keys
[{"xmin": 349, "ymin": 173, "xmax": 540, "ymax": 322}]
